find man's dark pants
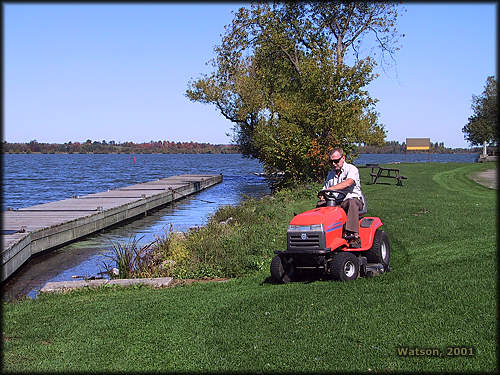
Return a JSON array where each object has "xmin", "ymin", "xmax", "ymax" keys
[
  {"xmin": 340, "ymin": 198, "xmax": 363, "ymax": 233},
  {"xmin": 316, "ymin": 198, "xmax": 363, "ymax": 233}
]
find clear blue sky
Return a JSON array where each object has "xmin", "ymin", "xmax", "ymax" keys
[{"xmin": 3, "ymin": 3, "xmax": 497, "ymax": 148}]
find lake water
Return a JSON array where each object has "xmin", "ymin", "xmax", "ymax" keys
[{"xmin": 2, "ymin": 152, "xmax": 479, "ymax": 300}]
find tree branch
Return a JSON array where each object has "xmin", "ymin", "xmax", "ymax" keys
[
  {"xmin": 343, "ymin": 10, "xmax": 374, "ymax": 50},
  {"xmin": 215, "ymin": 101, "xmax": 249, "ymax": 127},
  {"xmin": 280, "ymin": 45, "xmax": 302, "ymax": 75}
]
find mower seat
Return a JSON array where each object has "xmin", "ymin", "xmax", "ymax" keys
[{"xmin": 359, "ymin": 193, "xmax": 367, "ymax": 217}]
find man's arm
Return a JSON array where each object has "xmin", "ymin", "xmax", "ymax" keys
[
  {"xmin": 327, "ymin": 178, "xmax": 354, "ymax": 190},
  {"xmin": 318, "ymin": 178, "xmax": 355, "ymax": 200},
  {"xmin": 329, "ymin": 166, "xmax": 359, "ymax": 191}
]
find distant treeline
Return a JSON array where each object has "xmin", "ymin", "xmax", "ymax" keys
[
  {"xmin": 2, "ymin": 139, "xmax": 483, "ymax": 154},
  {"xmin": 2, "ymin": 140, "xmax": 239, "ymax": 154},
  {"xmin": 356, "ymin": 140, "xmax": 481, "ymax": 154}
]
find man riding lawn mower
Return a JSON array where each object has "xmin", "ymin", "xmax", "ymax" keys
[
  {"xmin": 270, "ymin": 189, "xmax": 391, "ymax": 283},
  {"xmin": 270, "ymin": 147, "xmax": 391, "ymax": 283}
]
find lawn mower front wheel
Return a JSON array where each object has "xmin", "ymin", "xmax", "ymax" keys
[
  {"xmin": 270, "ymin": 254, "xmax": 295, "ymax": 284},
  {"xmin": 329, "ymin": 252, "xmax": 360, "ymax": 281}
]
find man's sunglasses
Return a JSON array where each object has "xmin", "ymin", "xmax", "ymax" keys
[{"xmin": 330, "ymin": 157, "xmax": 343, "ymax": 164}]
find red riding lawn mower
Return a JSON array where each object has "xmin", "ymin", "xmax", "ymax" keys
[{"xmin": 271, "ymin": 190, "xmax": 391, "ymax": 283}]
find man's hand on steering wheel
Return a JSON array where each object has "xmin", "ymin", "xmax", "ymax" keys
[{"xmin": 317, "ymin": 189, "xmax": 347, "ymax": 205}]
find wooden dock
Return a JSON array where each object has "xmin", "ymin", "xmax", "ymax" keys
[{"xmin": 2, "ymin": 174, "xmax": 222, "ymax": 282}]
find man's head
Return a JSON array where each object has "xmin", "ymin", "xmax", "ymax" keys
[{"xmin": 329, "ymin": 147, "xmax": 345, "ymax": 172}]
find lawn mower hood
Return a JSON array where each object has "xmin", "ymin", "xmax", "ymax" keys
[
  {"xmin": 289, "ymin": 206, "xmax": 346, "ymax": 228},
  {"xmin": 288, "ymin": 206, "xmax": 383, "ymax": 252}
]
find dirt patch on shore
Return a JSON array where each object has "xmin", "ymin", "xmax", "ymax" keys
[{"xmin": 470, "ymin": 168, "xmax": 497, "ymax": 189}]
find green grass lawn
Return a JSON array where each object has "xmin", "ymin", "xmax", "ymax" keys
[{"xmin": 2, "ymin": 162, "xmax": 497, "ymax": 373}]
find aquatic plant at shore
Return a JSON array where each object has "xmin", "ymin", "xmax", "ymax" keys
[
  {"xmin": 100, "ymin": 236, "xmax": 156, "ymax": 279},
  {"xmin": 99, "ymin": 186, "xmax": 316, "ymax": 280}
]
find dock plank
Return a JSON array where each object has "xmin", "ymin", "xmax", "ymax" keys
[{"xmin": 2, "ymin": 174, "xmax": 222, "ymax": 281}]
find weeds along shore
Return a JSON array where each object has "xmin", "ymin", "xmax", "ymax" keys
[{"xmin": 101, "ymin": 183, "xmax": 323, "ymax": 280}]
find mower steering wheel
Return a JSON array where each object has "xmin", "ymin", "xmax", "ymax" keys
[{"xmin": 318, "ymin": 189, "xmax": 346, "ymax": 205}]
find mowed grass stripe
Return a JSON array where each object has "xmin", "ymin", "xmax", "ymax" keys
[{"xmin": 3, "ymin": 162, "xmax": 496, "ymax": 372}]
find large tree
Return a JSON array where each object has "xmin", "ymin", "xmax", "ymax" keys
[
  {"xmin": 187, "ymin": 2, "xmax": 403, "ymax": 187},
  {"xmin": 462, "ymin": 76, "xmax": 497, "ymax": 149}
]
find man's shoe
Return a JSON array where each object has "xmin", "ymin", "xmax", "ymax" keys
[{"xmin": 349, "ymin": 236, "xmax": 362, "ymax": 248}]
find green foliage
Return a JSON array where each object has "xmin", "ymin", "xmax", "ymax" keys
[
  {"xmin": 109, "ymin": 187, "xmax": 320, "ymax": 280},
  {"xmin": 186, "ymin": 2, "xmax": 404, "ymax": 188},
  {"xmin": 462, "ymin": 76, "xmax": 497, "ymax": 146}
]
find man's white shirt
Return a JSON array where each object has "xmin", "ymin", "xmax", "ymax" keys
[{"xmin": 323, "ymin": 162, "xmax": 364, "ymax": 206}]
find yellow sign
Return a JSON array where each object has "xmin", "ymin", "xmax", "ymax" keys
[
  {"xmin": 406, "ymin": 138, "xmax": 430, "ymax": 151},
  {"xmin": 407, "ymin": 146, "xmax": 430, "ymax": 150}
]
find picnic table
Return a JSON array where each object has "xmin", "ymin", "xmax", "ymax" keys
[{"xmin": 364, "ymin": 164, "xmax": 408, "ymax": 186}]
